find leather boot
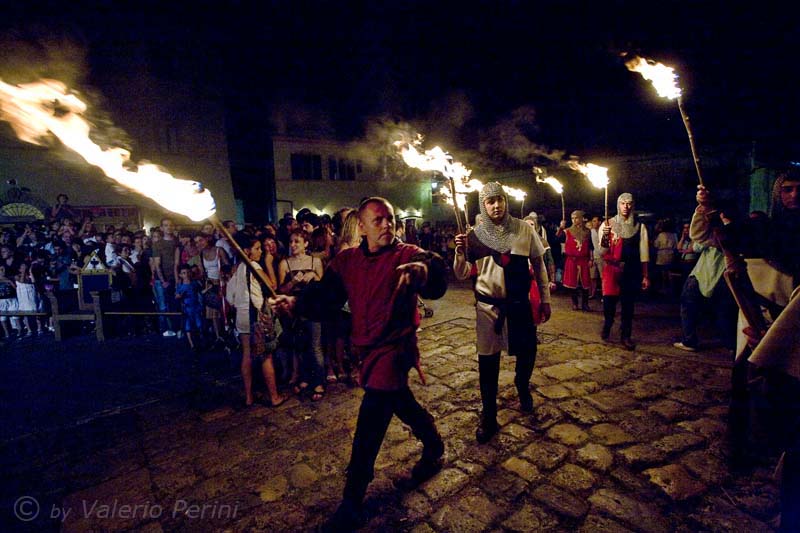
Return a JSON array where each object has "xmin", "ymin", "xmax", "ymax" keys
[
  {"xmin": 476, "ymin": 354, "xmax": 500, "ymax": 443},
  {"xmin": 515, "ymin": 351, "xmax": 535, "ymax": 412},
  {"xmin": 581, "ymin": 289, "xmax": 591, "ymax": 311},
  {"xmin": 410, "ymin": 413, "xmax": 444, "ymax": 482}
]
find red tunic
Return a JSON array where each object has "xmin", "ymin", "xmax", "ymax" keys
[
  {"xmin": 326, "ymin": 240, "xmax": 446, "ymax": 390},
  {"xmin": 601, "ymin": 235, "xmax": 624, "ymax": 296},
  {"xmin": 562, "ymin": 229, "xmax": 591, "ymax": 289}
]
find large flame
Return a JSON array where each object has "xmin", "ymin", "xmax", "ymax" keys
[
  {"xmin": 536, "ymin": 176, "xmax": 563, "ymax": 195},
  {"xmin": 502, "ymin": 185, "xmax": 526, "ymax": 202},
  {"xmin": 396, "ymin": 136, "xmax": 530, "ymax": 213},
  {"xmin": 568, "ymin": 161, "xmax": 609, "ymax": 189},
  {"xmin": 0, "ymin": 78, "xmax": 216, "ymax": 221},
  {"xmin": 624, "ymin": 55, "xmax": 682, "ymax": 100},
  {"xmin": 396, "ymin": 136, "xmax": 479, "ymax": 211}
]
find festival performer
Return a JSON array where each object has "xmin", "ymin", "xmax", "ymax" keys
[
  {"xmin": 454, "ymin": 182, "xmax": 552, "ymax": 444},
  {"xmin": 270, "ymin": 197, "xmax": 447, "ymax": 531},
  {"xmin": 599, "ymin": 193, "xmax": 650, "ymax": 350},
  {"xmin": 524, "ymin": 211, "xmax": 556, "ymax": 289},
  {"xmin": 557, "ymin": 210, "xmax": 592, "ymax": 311}
]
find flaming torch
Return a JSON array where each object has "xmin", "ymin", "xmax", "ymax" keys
[
  {"xmin": 535, "ymin": 172, "xmax": 565, "ymax": 222},
  {"xmin": 0, "ymin": 78, "xmax": 275, "ymax": 295},
  {"xmin": 624, "ymin": 55, "xmax": 704, "ymax": 186},
  {"xmin": 501, "ymin": 185, "xmax": 527, "ymax": 218},
  {"xmin": 395, "ymin": 136, "xmax": 478, "ymax": 233},
  {"xmin": 568, "ymin": 161, "xmax": 610, "ymax": 221}
]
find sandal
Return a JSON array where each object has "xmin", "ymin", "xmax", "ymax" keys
[
  {"xmin": 311, "ymin": 387, "xmax": 325, "ymax": 402},
  {"xmin": 267, "ymin": 394, "xmax": 289, "ymax": 408},
  {"xmin": 326, "ymin": 374, "xmax": 338, "ymax": 383},
  {"xmin": 292, "ymin": 382, "xmax": 309, "ymax": 395}
]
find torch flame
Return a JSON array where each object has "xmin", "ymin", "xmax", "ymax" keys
[
  {"xmin": 568, "ymin": 161, "xmax": 609, "ymax": 189},
  {"xmin": 395, "ymin": 136, "xmax": 472, "ymax": 183},
  {"xmin": 0, "ymin": 78, "xmax": 216, "ymax": 221},
  {"xmin": 395, "ymin": 136, "xmax": 481, "ymax": 212},
  {"xmin": 501, "ymin": 185, "xmax": 527, "ymax": 202},
  {"xmin": 536, "ymin": 176, "xmax": 563, "ymax": 195},
  {"xmin": 624, "ymin": 55, "xmax": 682, "ymax": 100}
]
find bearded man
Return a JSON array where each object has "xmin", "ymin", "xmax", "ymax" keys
[
  {"xmin": 454, "ymin": 182, "xmax": 551, "ymax": 443},
  {"xmin": 599, "ymin": 193, "xmax": 650, "ymax": 350}
]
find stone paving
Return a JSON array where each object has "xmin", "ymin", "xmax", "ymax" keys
[{"xmin": 1, "ymin": 288, "xmax": 781, "ymax": 532}]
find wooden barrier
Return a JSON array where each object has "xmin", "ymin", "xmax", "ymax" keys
[{"xmin": 1, "ymin": 290, "xmax": 182, "ymax": 342}]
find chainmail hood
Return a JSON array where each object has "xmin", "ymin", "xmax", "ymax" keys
[
  {"xmin": 473, "ymin": 181, "xmax": 523, "ymax": 253},
  {"xmin": 610, "ymin": 192, "xmax": 640, "ymax": 239},
  {"xmin": 567, "ymin": 210, "xmax": 588, "ymax": 243}
]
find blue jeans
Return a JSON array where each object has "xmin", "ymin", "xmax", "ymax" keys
[
  {"xmin": 679, "ymin": 275, "xmax": 737, "ymax": 349},
  {"xmin": 153, "ymin": 280, "xmax": 177, "ymax": 333},
  {"xmin": 293, "ymin": 319, "xmax": 325, "ymax": 388}
]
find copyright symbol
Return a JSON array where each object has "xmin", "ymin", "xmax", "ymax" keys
[{"xmin": 14, "ymin": 496, "xmax": 40, "ymax": 521}]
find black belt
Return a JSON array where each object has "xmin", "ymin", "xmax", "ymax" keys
[{"xmin": 475, "ymin": 293, "xmax": 527, "ymax": 334}]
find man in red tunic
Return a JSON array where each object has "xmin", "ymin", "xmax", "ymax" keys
[
  {"xmin": 271, "ymin": 197, "xmax": 447, "ymax": 531},
  {"xmin": 557, "ymin": 210, "xmax": 592, "ymax": 311}
]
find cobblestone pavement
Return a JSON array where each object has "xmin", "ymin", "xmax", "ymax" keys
[{"xmin": 1, "ymin": 284, "xmax": 780, "ymax": 532}]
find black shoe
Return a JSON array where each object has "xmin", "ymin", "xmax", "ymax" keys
[
  {"xmin": 601, "ymin": 326, "xmax": 610, "ymax": 341},
  {"xmin": 321, "ymin": 500, "xmax": 365, "ymax": 532},
  {"xmin": 581, "ymin": 304, "xmax": 591, "ymax": 312},
  {"xmin": 476, "ymin": 416, "xmax": 498, "ymax": 444},
  {"xmin": 518, "ymin": 390, "xmax": 534, "ymax": 413},
  {"xmin": 410, "ymin": 453, "xmax": 444, "ymax": 483},
  {"xmin": 621, "ymin": 338, "xmax": 636, "ymax": 350}
]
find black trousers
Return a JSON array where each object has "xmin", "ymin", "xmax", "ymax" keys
[
  {"xmin": 603, "ymin": 284, "xmax": 637, "ymax": 339},
  {"xmin": 343, "ymin": 386, "xmax": 440, "ymax": 503}
]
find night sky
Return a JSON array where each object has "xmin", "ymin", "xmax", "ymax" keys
[{"xmin": 3, "ymin": 2, "xmax": 799, "ymax": 171}]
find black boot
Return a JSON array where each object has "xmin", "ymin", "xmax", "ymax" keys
[
  {"xmin": 515, "ymin": 351, "xmax": 536, "ymax": 412},
  {"xmin": 620, "ymin": 337, "xmax": 636, "ymax": 350},
  {"xmin": 476, "ymin": 354, "xmax": 500, "ymax": 443},
  {"xmin": 323, "ymin": 498, "xmax": 366, "ymax": 532},
  {"xmin": 410, "ymin": 412, "xmax": 444, "ymax": 483},
  {"xmin": 571, "ymin": 290, "xmax": 579, "ymax": 310},
  {"xmin": 324, "ymin": 477, "xmax": 368, "ymax": 532},
  {"xmin": 581, "ymin": 289, "xmax": 591, "ymax": 311}
]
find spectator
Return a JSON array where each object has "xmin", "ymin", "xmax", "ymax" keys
[
  {"xmin": 225, "ymin": 234, "xmax": 286, "ymax": 408},
  {"xmin": 175, "ymin": 264, "xmax": 204, "ymax": 351},
  {"xmin": 418, "ymin": 221, "xmax": 433, "ymax": 250},
  {"xmin": 48, "ymin": 193, "xmax": 79, "ymax": 223},
  {"xmin": 150, "ymin": 218, "xmax": 179, "ymax": 337},
  {"xmin": 653, "ymin": 218, "xmax": 678, "ymax": 295},
  {"xmin": 175, "ymin": 230, "xmax": 201, "ymax": 280},
  {"xmin": 15, "ymin": 262, "xmax": 41, "ymax": 336},
  {"xmin": 278, "ymin": 228, "xmax": 325, "ymax": 401},
  {"xmin": 0, "ymin": 263, "xmax": 21, "ymax": 338},
  {"xmin": 215, "ymin": 220, "xmax": 236, "ymax": 262},
  {"xmin": 197, "ymin": 233, "xmax": 230, "ymax": 346}
]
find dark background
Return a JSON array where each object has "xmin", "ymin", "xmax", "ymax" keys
[{"xmin": 3, "ymin": 1, "xmax": 799, "ymax": 203}]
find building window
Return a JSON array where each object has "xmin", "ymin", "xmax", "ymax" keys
[
  {"xmin": 328, "ymin": 157, "xmax": 338, "ymax": 180},
  {"xmin": 291, "ymin": 153, "xmax": 322, "ymax": 180},
  {"xmin": 332, "ymin": 158, "xmax": 360, "ymax": 181}
]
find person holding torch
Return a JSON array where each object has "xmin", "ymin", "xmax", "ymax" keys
[
  {"xmin": 599, "ymin": 193, "xmax": 650, "ymax": 350},
  {"xmin": 454, "ymin": 182, "xmax": 552, "ymax": 444}
]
